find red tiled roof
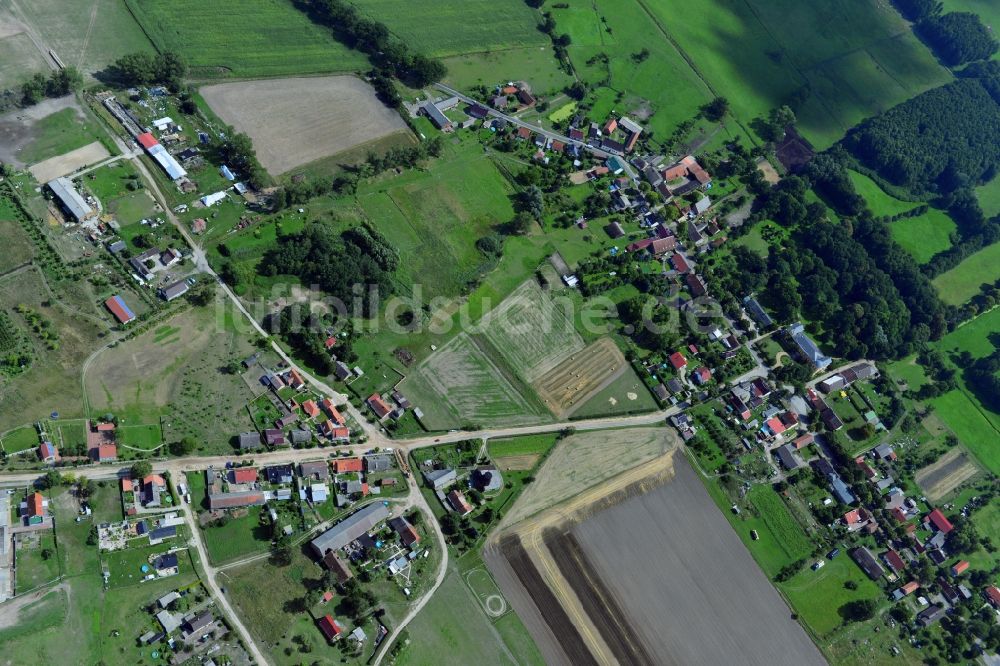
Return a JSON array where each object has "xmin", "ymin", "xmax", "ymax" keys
[
  {"xmin": 844, "ymin": 509, "xmax": 861, "ymax": 525},
  {"xmin": 143, "ymin": 474, "xmax": 165, "ymax": 488},
  {"xmin": 317, "ymin": 615, "xmax": 342, "ymax": 641},
  {"xmin": 232, "ymin": 468, "xmax": 257, "ymax": 484},
  {"xmin": 335, "ymin": 458, "xmax": 363, "ymax": 474},
  {"xmin": 325, "ymin": 336, "xmax": 337, "ymax": 349},
  {"xmin": 28, "ymin": 492, "xmax": 44, "ymax": 517},
  {"xmin": 448, "ymin": 489, "xmax": 473, "ymax": 515},
  {"xmin": 669, "ymin": 352, "xmax": 687, "ymax": 370},
  {"xmin": 96, "ymin": 443, "xmax": 117, "ymax": 460},
  {"xmin": 121, "ymin": 478, "xmax": 133, "ymax": 492},
  {"xmin": 901, "ymin": 581, "xmax": 920, "ymax": 595},
  {"xmin": 765, "ymin": 417, "xmax": 786, "ymax": 435},
  {"xmin": 670, "ymin": 253, "xmax": 690, "ymax": 273},
  {"xmin": 892, "ymin": 507, "xmax": 908, "ymax": 523},
  {"xmin": 987, "ymin": 586, "xmax": 1000, "ymax": 607},
  {"xmin": 367, "ymin": 393, "xmax": 392, "ymax": 419},
  {"xmin": 137, "ymin": 133, "xmax": 158, "ymax": 149},
  {"xmin": 792, "ymin": 433, "xmax": 814, "ymax": 449},
  {"xmin": 951, "ymin": 560, "xmax": 969, "ymax": 575},
  {"xmin": 927, "ymin": 508, "xmax": 954, "ymax": 534},
  {"xmin": 884, "ymin": 550, "xmax": 906, "ymax": 572},
  {"xmin": 288, "ymin": 369, "xmax": 304, "ymax": 387},
  {"xmin": 302, "ymin": 400, "xmax": 320, "ymax": 418}
]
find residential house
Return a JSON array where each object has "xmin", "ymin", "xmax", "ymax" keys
[
  {"xmin": 692, "ymin": 366, "xmax": 712, "ymax": 385},
  {"xmin": 334, "ymin": 458, "xmax": 363, "ymax": 474},
  {"xmin": 143, "ymin": 475, "xmax": 167, "ymax": 507},
  {"xmin": 669, "ymin": 352, "xmax": 687, "ymax": 370},
  {"xmin": 774, "ymin": 444, "xmax": 802, "ymax": 470},
  {"xmin": 92, "ymin": 443, "xmax": 118, "ymax": 462},
  {"xmin": 925, "ymin": 508, "xmax": 954, "ymax": 534},
  {"xmin": 365, "ymin": 454, "xmax": 393, "ymax": 473},
  {"xmin": 317, "ymin": 615, "xmax": 343, "ymax": 642},
  {"xmin": 230, "ymin": 468, "xmax": 258, "ymax": 484},
  {"xmin": 38, "ymin": 441, "xmax": 58, "ymax": 463},
  {"xmin": 302, "ymin": 399, "xmax": 320, "ymax": 418},
  {"xmin": 366, "ymin": 393, "xmax": 392, "ymax": 420},
  {"xmin": 472, "ymin": 467, "xmax": 503, "ymax": 492},
  {"xmin": 851, "ymin": 547, "xmax": 885, "ymax": 580},
  {"xmin": 916, "ymin": 605, "xmax": 945, "ymax": 628},
  {"xmin": 238, "ymin": 432, "xmax": 261, "ymax": 450},
  {"xmin": 322, "ymin": 550, "xmax": 354, "ymax": 582},
  {"xmin": 882, "ymin": 549, "xmax": 906, "ymax": 573},
  {"xmin": 265, "ymin": 464, "xmax": 294, "ymax": 485},
  {"xmin": 320, "ymin": 398, "xmax": 346, "ymax": 425},
  {"xmin": 389, "ymin": 516, "xmax": 420, "ymax": 547},
  {"xmin": 448, "ymin": 489, "xmax": 473, "ymax": 515},
  {"xmin": 299, "ymin": 461, "xmax": 330, "ymax": 481},
  {"xmin": 743, "ymin": 295, "xmax": 774, "ymax": 328},
  {"xmin": 686, "ymin": 273, "xmax": 708, "ymax": 297}
]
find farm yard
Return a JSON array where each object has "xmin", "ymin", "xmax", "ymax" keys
[
  {"xmin": 200, "ymin": 76, "xmax": 411, "ymax": 176},
  {"xmin": 123, "ymin": 0, "xmax": 368, "ymax": 78},
  {"xmin": 84, "ymin": 290, "xmax": 261, "ymax": 453}
]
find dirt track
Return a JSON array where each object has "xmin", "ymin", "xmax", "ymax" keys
[{"xmin": 201, "ymin": 76, "xmax": 410, "ymax": 175}]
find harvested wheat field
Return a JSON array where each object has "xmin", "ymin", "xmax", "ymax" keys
[
  {"xmin": 201, "ymin": 76, "xmax": 410, "ymax": 175},
  {"xmin": 487, "ymin": 452, "xmax": 824, "ymax": 666},
  {"xmin": 533, "ymin": 337, "xmax": 625, "ymax": 417},
  {"xmin": 916, "ymin": 447, "xmax": 982, "ymax": 501}
]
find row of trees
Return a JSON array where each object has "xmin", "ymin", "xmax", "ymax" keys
[
  {"xmin": 300, "ymin": 0, "xmax": 445, "ymax": 87},
  {"xmin": 916, "ymin": 11, "xmax": 998, "ymax": 67},
  {"xmin": 215, "ymin": 131, "xmax": 268, "ymax": 190},
  {"xmin": 109, "ymin": 51, "xmax": 187, "ymax": 90}
]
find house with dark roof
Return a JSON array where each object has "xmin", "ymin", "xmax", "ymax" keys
[
  {"xmin": 299, "ymin": 461, "xmax": 329, "ymax": 481},
  {"xmin": 686, "ymin": 273, "xmax": 708, "ymax": 297},
  {"xmin": 322, "ymin": 550, "xmax": 354, "ymax": 582},
  {"xmin": 265, "ymin": 464, "xmax": 294, "ymax": 485},
  {"xmin": 310, "ymin": 502, "xmax": 390, "ymax": 557},
  {"xmin": 238, "ymin": 432, "xmax": 261, "ymax": 450},
  {"xmin": 851, "ymin": 547, "xmax": 885, "ymax": 580},
  {"xmin": 447, "ymin": 489, "xmax": 473, "ymax": 515},
  {"xmin": 389, "ymin": 516, "xmax": 421, "ymax": 547},
  {"xmin": 774, "ymin": 444, "xmax": 801, "ymax": 470},
  {"xmin": 916, "ymin": 605, "xmax": 945, "ymax": 628}
]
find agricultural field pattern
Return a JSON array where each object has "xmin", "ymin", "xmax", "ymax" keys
[{"xmin": 1, "ymin": 1, "xmax": 1000, "ymax": 665}]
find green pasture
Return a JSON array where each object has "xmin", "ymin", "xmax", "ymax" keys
[
  {"xmin": 933, "ymin": 241, "xmax": 1000, "ymax": 306},
  {"xmin": 124, "ymin": 0, "xmax": 369, "ymax": 78}
]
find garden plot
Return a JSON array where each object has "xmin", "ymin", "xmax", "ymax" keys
[{"xmin": 916, "ymin": 447, "xmax": 983, "ymax": 501}]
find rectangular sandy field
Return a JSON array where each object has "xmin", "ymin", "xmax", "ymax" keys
[{"xmin": 201, "ymin": 76, "xmax": 409, "ymax": 175}]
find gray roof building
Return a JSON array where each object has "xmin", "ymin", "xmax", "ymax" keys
[
  {"xmin": 422, "ymin": 102, "xmax": 452, "ymax": 130},
  {"xmin": 742, "ymin": 295, "xmax": 774, "ymax": 328},
  {"xmin": 788, "ymin": 322, "xmax": 832, "ymax": 370},
  {"xmin": 158, "ymin": 280, "xmax": 189, "ymax": 302},
  {"xmin": 423, "ymin": 468, "xmax": 456, "ymax": 490},
  {"xmin": 47, "ymin": 177, "xmax": 94, "ymax": 222},
  {"xmin": 310, "ymin": 502, "xmax": 390, "ymax": 557},
  {"xmin": 851, "ymin": 547, "xmax": 885, "ymax": 580},
  {"xmin": 238, "ymin": 432, "xmax": 261, "ymax": 450},
  {"xmin": 365, "ymin": 454, "xmax": 393, "ymax": 473},
  {"xmin": 774, "ymin": 444, "xmax": 801, "ymax": 470}
]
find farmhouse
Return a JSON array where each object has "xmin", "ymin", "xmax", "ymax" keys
[
  {"xmin": 158, "ymin": 280, "xmax": 190, "ymax": 302},
  {"xmin": 388, "ymin": 516, "xmax": 420, "ymax": 547},
  {"xmin": 447, "ymin": 489, "xmax": 473, "ymax": 515},
  {"xmin": 322, "ymin": 550, "xmax": 354, "ymax": 582},
  {"xmin": 317, "ymin": 615, "xmax": 343, "ymax": 642},
  {"xmin": 310, "ymin": 502, "xmax": 390, "ymax": 557},
  {"xmin": 207, "ymin": 490, "xmax": 265, "ymax": 510},
  {"xmin": 46, "ymin": 177, "xmax": 95, "ymax": 223},
  {"xmin": 925, "ymin": 508, "xmax": 954, "ymax": 534},
  {"xmin": 424, "ymin": 468, "xmax": 456, "ymax": 490},
  {"xmin": 38, "ymin": 441, "xmax": 58, "ymax": 463},
  {"xmin": 366, "ymin": 393, "xmax": 393, "ymax": 419},
  {"xmin": 104, "ymin": 295, "xmax": 136, "ymax": 325},
  {"xmin": 422, "ymin": 102, "xmax": 452, "ymax": 131}
]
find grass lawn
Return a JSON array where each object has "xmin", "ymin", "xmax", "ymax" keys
[
  {"xmin": 104, "ymin": 541, "xmax": 190, "ymax": 588},
  {"xmin": 487, "ymin": 433, "xmax": 558, "ymax": 458},
  {"xmin": 15, "ymin": 532, "xmax": 61, "ymax": 591},
  {"xmin": 933, "ymin": 241, "xmax": 1000, "ymax": 306},
  {"xmin": 0, "ymin": 218, "xmax": 35, "ymax": 273},
  {"xmin": 890, "ymin": 208, "xmax": 956, "ymax": 264},
  {"xmin": 115, "ymin": 423, "xmax": 163, "ymax": 450},
  {"xmin": 639, "ymin": 0, "xmax": 949, "ymax": 148},
  {"xmin": 930, "ymin": 390, "xmax": 1000, "ymax": 476},
  {"xmin": 975, "ymin": 174, "xmax": 1000, "ymax": 217},
  {"xmin": 779, "ymin": 556, "xmax": 882, "ymax": 638},
  {"xmin": 123, "ymin": 0, "xmax": 368, "ymax": 78},
  {"xmin": 19, "ymin": 108, "xmax": 105, "ymax": 165},
  {"xmin": 569, "ymin": 365, "xmax": 659, "ymax": 418},
  {"xmin": 396, "ymin": 560, "xmax": 540, "ymax": 665},
  {"xmin": 887, "ymin": 355, "xmax": 930, "ymax": 392},
  {"xmin": 701, "ymin": 471, "xmax": 812, "ymax": 578},
  {"xmin": 847, "ymin": 170, "xmax": 918, "ymax": 217},
  {"xmin": 559, "ymin": 0, "xmax": 713, "ymax": 141},
  {"xmin": 1, "ymin": 425, "xmax": 39, "ymax": 453},
  {"xmin": 201, "ymin": 511, "xmax": 271, "ymax": 565}
]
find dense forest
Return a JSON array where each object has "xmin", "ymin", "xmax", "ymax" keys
[
  {"xmin": 917, "ymin": 12, "xmax": 998, "ymax": 66},
  {"xmin": 296, "ymin": 0, "xmax": 446, "ymax": 87},
  {"xmin": 841, "ymin": 78, "xmax": 1000, "ymax": 194},
  {"xmin": 260, "ymin": 223, "xmax": 399, "ymax": 316}
]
